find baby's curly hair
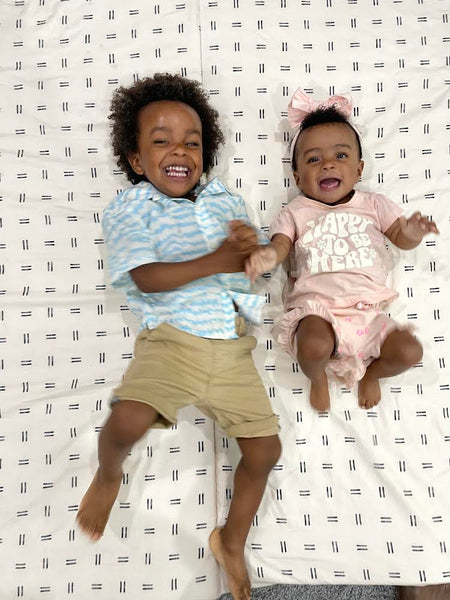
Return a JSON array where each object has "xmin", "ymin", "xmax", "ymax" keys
[
  {"xmin": 291, "ymin": 106, "xmax": 362, "ymax": 170},
  {"xmin": 109, "ymin": 73, "xmax": 225, "ymax": 184}
]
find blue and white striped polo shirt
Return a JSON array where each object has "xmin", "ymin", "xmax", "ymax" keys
[{"xmin": 102, "ymin": 177, "xmax": 266, "ymax": 339}]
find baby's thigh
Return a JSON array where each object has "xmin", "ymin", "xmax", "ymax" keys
[
  {"xmin": 296, "ymin": 314, "xmax": 336, "ymax": 358},
  {"xmin": 379, "ymin": 326, "xmax": 423, "ymax": 365}
]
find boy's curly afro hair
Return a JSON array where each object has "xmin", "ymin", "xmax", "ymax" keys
[{"xmin": 109, "ymin": 72, "xmax": 225, "ymax": 184}]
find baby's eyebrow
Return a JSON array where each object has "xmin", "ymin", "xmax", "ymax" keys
[{"xmin": 303, "ymin": 143, "xmax": 352, "ymax": 155}]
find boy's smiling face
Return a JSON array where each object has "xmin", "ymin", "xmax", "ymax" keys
[
  {"xmin": 128, "ymin": 100, "xmax": 203, "ymax": 198},
  {"xmin": 293, "ymin": 121, "xmax": 364, "ymax": 206}
]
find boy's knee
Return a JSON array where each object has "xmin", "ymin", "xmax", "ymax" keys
[
  {"xmin": 240, "ymin": 435, "xmax": 281, "ymax": 474},
  {"xmin": 265, "ymin": 435, "xmax": 282, "ymax": 467},
  {"xmin": 107, "ymin": 400, "xmax": 156, "ymax": 446}
]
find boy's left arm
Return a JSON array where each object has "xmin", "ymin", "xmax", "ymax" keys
[{"xmin": 385, "ymin": 211, "xmax": 439, "ymax": 249}]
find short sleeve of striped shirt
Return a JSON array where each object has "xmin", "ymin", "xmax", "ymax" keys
[{"xmin": 102, "ymin": 186, "xmax": 158, "ymax": 289}]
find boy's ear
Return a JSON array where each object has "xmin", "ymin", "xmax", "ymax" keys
[
  {"xmin": 128, "ymin": 152, "xmax": 144, "ymax": 175},
  {"xmin": 293, "ymin": 170, "xmax": 301, "ymax": 188}
]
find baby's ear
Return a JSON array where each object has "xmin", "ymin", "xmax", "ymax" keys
[
  {"xmin": 128, "ymin": 152, "xmax": 144, "ymax": 175},
  {"xmin": 357, "ymin": 160, "xmax": 364, "ymax": 178}
]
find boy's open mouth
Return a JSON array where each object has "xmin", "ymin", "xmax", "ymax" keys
[
  {"xmin": 319, "ymin": 177, "xmax": 341, "ymax": 191},
  {"xmin": 164, "ymin": 165, "xmax": 190, "ymax": 178}
]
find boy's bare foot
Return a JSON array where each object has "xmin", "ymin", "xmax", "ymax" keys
[
  {"xmin": 76, "ymin": 469, "xmax": 122, "ymax": 541},
  {"xmin": 309, "ymin": 379, "xmax": 330, "ymax": 411},
  {"xmin": 358, "ymin": 374, "xmax": 381, "ymax": 409},
  {"xmin": 397, "ymin": 583, "xmax": 450, "ymax": 599},
  {"xmin": 209, "ymin": 527, "xmax": 251, "ymax": 600}
]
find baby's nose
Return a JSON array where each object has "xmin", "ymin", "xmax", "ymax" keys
[{"xmin": 322, "ymin": 158, "xmax": 335, "ymax": 169}]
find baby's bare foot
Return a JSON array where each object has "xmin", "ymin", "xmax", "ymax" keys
[
  {"xmin": 309, "ymin": 379, "xmax": 330, "ymax": 411},
  {"xmin": 76, "ymin": 469, "xmax": 122, "ymax": 541},
  {"xmin": 209, "ymin": 527, "xmax": 251, "ymax": 600},
  {"xmin": 358, "ymin": 375, "xmax": 381, "ymax": 409}
]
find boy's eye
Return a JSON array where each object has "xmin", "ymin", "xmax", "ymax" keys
[
  {"xmin": 337, "ymin": 152, "xmax": 348, "ymax": 159},
  {"xmin": 153, "ymin": 139, "xmax": 168, "ymax": 145},
  {"xmin": 307, "ymin": 156, "xmax": 319, "ymax": 164},
  {"xmin": 186, "ymin": 141, "xmax": 200, "ymax": 147}
]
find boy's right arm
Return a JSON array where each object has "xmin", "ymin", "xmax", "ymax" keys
[
  {"xmin": 245, "ymin": 233, "xmax": 292, "ymax": 282},
  {"xmin": 130, "ymin": 224, "xmax": 258, "ymax": 293}
]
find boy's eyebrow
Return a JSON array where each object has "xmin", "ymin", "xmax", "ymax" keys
[
  {"xmin": 303, "ymin": 143, "xmax": 352, "ymax": 155},
  {"xmin": 150, "ymin": 126, "xmax": 201, "ymax": 135}
]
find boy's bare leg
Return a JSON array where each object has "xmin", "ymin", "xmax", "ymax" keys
[
  {"xmin": 210, "ymin": 434, "xmax": 281, "ymax": 600},
  {"xmin": 296, "ymin": 316, "xmax": 335, "ymax": 411},
  {"xmin": 77, "ymin": 400, "xmax": 158, "ymax": 540},
  {"xmin": 358, "ymin": 329, "xmax": 423, "ymax": 409}
]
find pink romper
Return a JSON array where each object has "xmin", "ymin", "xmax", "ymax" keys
[{"xmin": 270, "ymin": 190, "xmax": 404, "ymax": 388}]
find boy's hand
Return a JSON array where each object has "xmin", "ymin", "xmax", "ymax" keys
[
  {"xmin": 227, "ymin": 219, "xmax": 259, "ymax": 253},
  {"xmin": 245, "ymin": 246, "xmax": 278, "ymax": 282},
  {"xmin": 213, "ymin": 220, "xmax": 259, "ymax": 273},
  {"xmin": 398, "ymin": 212, "xmax": 439, "ymax": 244}
]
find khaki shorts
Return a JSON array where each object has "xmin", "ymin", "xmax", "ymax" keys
[{"xmin": 111, "ymin": 319, "xmax": 279, "ymax": 438}]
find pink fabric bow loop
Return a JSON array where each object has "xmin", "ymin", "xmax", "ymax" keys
[{"xmin": 287, "ymin": 87, "xmax": 353, "ymax": 129}]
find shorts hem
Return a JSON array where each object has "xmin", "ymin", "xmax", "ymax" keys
[
  {"xmin": 225, "ymin": 415, "xmax": 280, "ymax": 438},
  {"xmin": 110, "ymin": 395, "xmax": 175, "ymax": 429}
]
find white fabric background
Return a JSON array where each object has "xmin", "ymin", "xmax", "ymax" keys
[{"xmin": 1, "ymin": 1, "xmax": 449, "ymax": 598}]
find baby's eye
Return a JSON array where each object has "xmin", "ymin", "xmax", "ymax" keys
[
  {"xmin": 337, "ymin": 152, "xmax": 348, "ymax": 159},
  {"xmin": 153, "ymin": 139, "xmax": 168, "ymax": 145},
  {"xmin": 186, "ymin": 141, "xmax": 200, "ymax": 148},
  {"xmin": 307, "ymin": 156, "xmax": 319, "ymax": 164}
]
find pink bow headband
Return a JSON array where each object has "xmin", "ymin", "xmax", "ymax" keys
[{"xmin": 288, "ymin": 87, "xmax": 354, "ymax": 162}]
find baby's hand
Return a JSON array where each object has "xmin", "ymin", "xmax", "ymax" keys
[
  {"xmin": 398, "ymin": 212, "xmax": 439, "ymax": 243},
  {"xmin": 245, "ymin": 245, "xmax": 278, "ymax": 282}
]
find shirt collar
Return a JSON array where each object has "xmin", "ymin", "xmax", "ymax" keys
[{"xmin": 135, "ymin": 176, "xmax": 228, "ymax": 203}]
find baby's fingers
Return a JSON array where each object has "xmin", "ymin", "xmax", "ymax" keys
[
  {"xmin": 413, "ymin": 213, "xmax": 439, "ymax": 234},
  {"xmin": 245, "ymin": 257, "xmax": 260, "ymax": 282},
  {"xmin": 426, "ymin": 219, "xmax": 439, "ymax": 234},
  {"xmin": 402, "ymin": 212, "xmax": 439, "ymax": 235}
]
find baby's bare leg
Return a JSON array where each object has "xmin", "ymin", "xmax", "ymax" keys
[
  {"xmin": 296, "ymin": 315, "xmax": 335, "ymax": 411},
  {"xmin": 358, "ymin": 329, "xmax": 423, "ymax": 409},
  {"xmin": 210, "ymin": 435, "xmax": 281, "ymax": 600},
  {"xmin": 77, "ymin": 400, "xmax": 158, "ymax": 540}
]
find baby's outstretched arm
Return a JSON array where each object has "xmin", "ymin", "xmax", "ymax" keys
[
  {"xmin": 385, "ymin": 211, "xmax": 439, "ymax": 249},
  {"xmin": 245, "ymin": 233, "xmax": 292, "ymax": 282}
]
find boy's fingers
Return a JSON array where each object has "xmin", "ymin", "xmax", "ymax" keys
[{"xmin": 228, "ymin": 219, "xmax": 245, "ymax": 233}]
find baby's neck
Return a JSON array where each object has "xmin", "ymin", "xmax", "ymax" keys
[{"xmin": 305, "ymin": 189, "xmax": 355, "ymax": 206}]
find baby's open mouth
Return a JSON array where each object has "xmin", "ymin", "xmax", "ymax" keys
[
  {"xmin": 319, "ymin": 178, "xmax": 341, "ymax": 191},
  {"xmin": 164, "ymin": 165, "xmax": 190, "ymax": 178}
]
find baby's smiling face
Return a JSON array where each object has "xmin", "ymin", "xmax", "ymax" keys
[{"xmin": 293, "ymin": 121, "xmax": 364, "ymax": 206}]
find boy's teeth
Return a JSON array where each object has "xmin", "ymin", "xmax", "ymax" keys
[{"xmin": 165, "ymin": 165, "xmax": 189, "ymax": 177}]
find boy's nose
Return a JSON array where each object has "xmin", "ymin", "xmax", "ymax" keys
[{"xmin": 171, "ymin": 143, "xmax": 186, "ymax": 156}]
